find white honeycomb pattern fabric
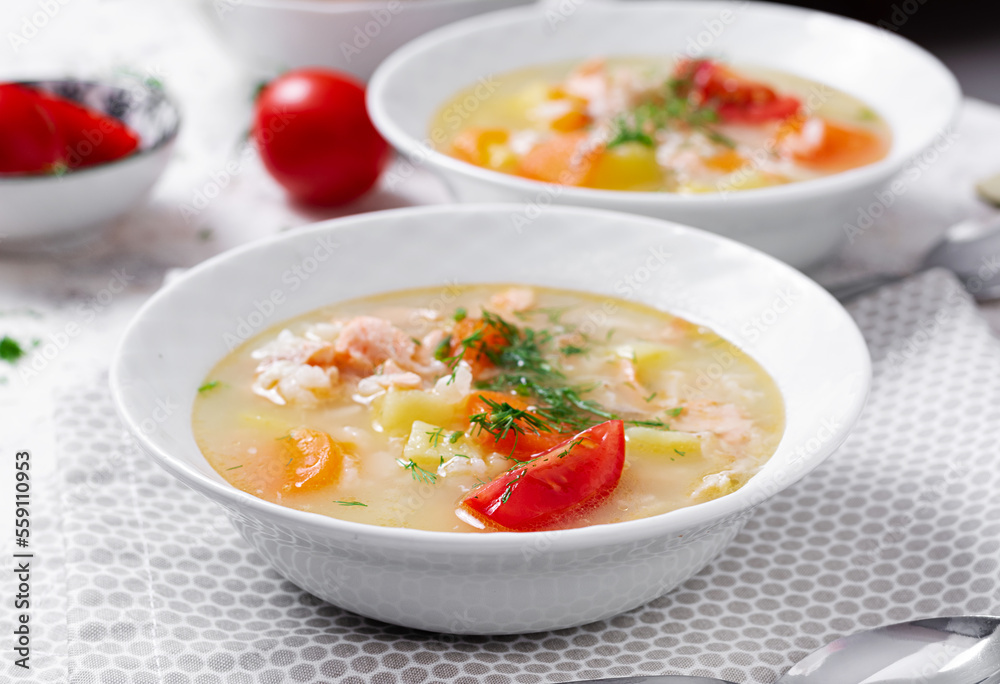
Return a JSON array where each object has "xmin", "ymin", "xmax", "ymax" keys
[{"xmin": 5, "ymin": 269, "xmax": 1000, "ymax": 684}]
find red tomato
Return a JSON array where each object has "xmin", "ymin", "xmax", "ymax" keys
[
  {"xmin": 681, "ymin": 60, "xmax": 801, "ymax": 124},
  {"xmin": 252, "ymin": 68, "xmax": 391, "ymax": 206},
  {"xmin": 0, "ymin": 83, "xmax": 63, "ymax": 175},
  {"xmin": 466, "ymin": 391, "xmax": 576, "ymax": 460},
  {"xmin": 460, "ymin": 419, "xmax": 626, "ymax": 531},
  {"xmin": 38, "ymin": 93, "xmax": 140, "ymax": 169}
]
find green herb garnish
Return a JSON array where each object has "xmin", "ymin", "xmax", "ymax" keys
[
  {"xmin": 0, "ymin": 336, "xmax": 25, "ymax": 364},
  {"xmin": 396, "ymin": 458, "xmax": 437, "ymax": 484},
  {"xmin": 335, "ymin": 500, "xmax": 367, "ymax": 507},
  {"xmin": 226, "ymin": 465, "xmax": 243, "ymax": 471},
  {"xmin": 453, "ymin": 307, "xmax": 467, "ymax": 322},
  {"xmin": 198, "ymin": 380, "xmax": 220, "ymax": 393}
]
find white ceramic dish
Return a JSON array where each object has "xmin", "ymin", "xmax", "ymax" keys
[
  {"xmin": 367, "ymin": 0, "xmax": 961, "ymax": 268},
  {"xmin": 110, "ymin": 204, "xmax": 870, "ymax": 634},
  {"xmin": 0, "ymin": 79, "xmax": 179, "ymax": 246},
  {"xmin": 206, "ymin": 0, "xmax": 536, "ymax": 81}
]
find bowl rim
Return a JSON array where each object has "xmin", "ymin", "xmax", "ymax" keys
[
  {"xmin": 0, "ymin": 78, "xmax": 182, "ymax": 184},
  {"xmin": 110, "ymin": 203, "xmax": 871, "ymax": 554},
  {"xmin": 224, "ymin": 0, "xmax": 518, "ymax": 14},
  {"xmin": 367, "ymin": 0, "xmax": 962, "ymax": 206}
]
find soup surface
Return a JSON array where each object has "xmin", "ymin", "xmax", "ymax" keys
[
  {"xmin": 193, "ymin": 285, "xmax": 784, "ymax": 532},
  {"xmin": 432, "ymin": 57, "xmax": 891, "ymax": 193}
]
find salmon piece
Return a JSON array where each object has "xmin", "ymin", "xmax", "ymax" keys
[
  {"xmin": 488, "ymin": 287, "xmax": 536, "ymax": 315},
  {"xmin": 704, "ymin": 149, "xmax": 747, "ymax": 173},
  {"xmin": 675, "ymin": 400, "xmax": 753, "ymax": 444},
  {"xmin": 518, "ymin": 132, "xmax": 600, "ymax": 186},
  {"xmin": 334, "ymin": 316, "xmax": 419, "ymax": 376}
]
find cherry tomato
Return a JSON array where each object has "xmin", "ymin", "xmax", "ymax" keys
[
  {"xmin": 460, "ymin": 419, "xmax": 626, "ymax": 531},
  {"xmin": 252, "ymin": 68, "xmax": 391, "ymax": 206},
  {"xmin": 681, "ymin": 60, "xmax": 801, "ymax": 124},
  {"xmin": 38, "ymin": 93, "xmax": 140, "ymax": 169},
  {"xmin": 0, "ymin": 83, "xmax": 63, "ymax": 175},
  {"xmin": 466, "ymin": 391, "xmax": 576, "ymax": 460}
]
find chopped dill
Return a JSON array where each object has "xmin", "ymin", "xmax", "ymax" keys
[
  {"xmin": 644, "ymin": 391, "xmax": 657, "ymax": 403},
  {"xmin": 226, "ymin": 465, "xmax": 243, "ymax": 471},
  {"xmin": 334, "ymin": 500, "xmax": 367, "ymax": 507},
  {"xmin": 426, "ymin": 426, "xmax": 446, "ymax": 448},
  {"xmin": 448, "ymin": 431, "xmax": 463, "ymax": 444},
  {"xmin": 674, "ymin": 448, "xmax": 686, "ymax": 457},
  {"xmin": 499, "ymin": 468, "xmax": 526, "ymax": 504},
  {"xmin": 433, "ymin": 334, "xmax": 453, "ymax": 361},
  {"xmin": 453, "ymin": 307, "xmax": 467, "ymax": 322},
  {"xmin": 666, "ymin": 406, "xmax": 684, "ymax": 417},
  {"xmin": 198, "ymin": 380, "xmax": 220, "ymax": 393},
  {"xmin": 396, "ymin": 458, "xmax": 437, "ymax": 484},
  {"xmin": 560, "ymin": 344, "xmax": 586, "ymax": 356}
]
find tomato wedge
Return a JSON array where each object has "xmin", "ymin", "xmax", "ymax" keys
[
  {"xmin": 37, "ymin": 93, "xmax": 140, "ymax": 169},
  {"xmin": 680, "ymin": 59, "xmax": 800, "ymax": 124},
  {"xmin": 466, "ymin": 391, "xmax": 575, "ymax": 459},
  {"xmin": 460, "ymin": 419, "xmax": 625, "ymax": 531},
  {"xmin": 0, "ymin": 84, "xmax": 62, "ymax": 175}
]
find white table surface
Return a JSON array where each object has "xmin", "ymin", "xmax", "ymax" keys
[{"xmin": 2, "ymin": 0, "xmax": 1000, "ymax": 644}]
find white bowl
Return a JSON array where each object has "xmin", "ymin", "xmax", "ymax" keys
[
  {"xmin": 0, "ymin": 79, "xmax": 180, "ymax": 246},
  {"xmin": 110, "ymin": 204, "xmax": 870, "ymax": 634},
  {"xmin": 207, "ymin": 0, "xmax": 536, "ymax": 81},
  {"xmin": 367, "ymin": 0, "xmax": 961, "ymax": 268}
]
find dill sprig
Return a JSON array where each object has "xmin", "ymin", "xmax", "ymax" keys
[
  {"xmin": 469, "ymin": 396, "xmax": 553, "ymax": 444},
  {"xmin": 396, "ymin": 458, "xmax": 438, "ymax": 484},
  {"xmin": 607, "ymin": 61, "xmax": 735, "ymax": 150},
  {"xmin": 472, "ymin": 313, "xmax": 670, "ymax": 432}
]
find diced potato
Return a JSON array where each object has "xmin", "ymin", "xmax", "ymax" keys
[
  {"xmin": 403, "ymin": 420, "xmax": 472, "ymax": 471},
  {"xmin": 617, "ymin": 342, "xmax": 676, "ymax": 387},
  {"xmin": 625, "ymin": 426, "xmax": 702, "ymax": 461},
  {"xmin": 373, "ymin": 389, "xmax": 463, "ymax": 436},
  {"xmin": 584, "ymin": 142, "xmax": 663, "ymax": 191}
]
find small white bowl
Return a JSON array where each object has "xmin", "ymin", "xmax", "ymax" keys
[
  {"xmin": 0, "ymin": 79, "xmax": 180, "ymax": 247},
  {"xmin": 206, "ymin": 0, "xmax": 536, "ymax": 81},
  {"xmin": 368, "ymin": 1, "xmax": 961, "ymax": 268},
  {"xmin": 110, "ymin": 204, "xmax": 870, "ymax": 634}
]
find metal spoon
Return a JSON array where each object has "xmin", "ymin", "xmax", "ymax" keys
[
  {"xmin": 569, "ymin": 615, "xmax": 1000, "ymax": 684},
  {"xmin": 828, "ymin": 215, "xmax": 1000, "ymax": 303}
]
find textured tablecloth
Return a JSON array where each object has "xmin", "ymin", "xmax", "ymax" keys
[{"xmin": 7, "ymin": 268, "xmax": 999, "ymax": 684}]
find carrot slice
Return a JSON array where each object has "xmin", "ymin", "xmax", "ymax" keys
[
  {"xmin": 783, "ymin": 118, "xmax": 887, "ymax": 173},
  {"xmin": 465, "ymin": 391, "xmax": 575, "ymax": 460},
  {"xmin": 450, "ymin": 128, "xmax": 509, "ymax": 167},
  {"xmin": 281, "ymin": 428, "xmax": 344, "ymax": 494},
  {"xmin": 518, "ymin": 132, "xmax": 599, "ymax": 186},
  {"xmin": 449, "ymin": 317, "xmax": 508, "ymax": 377}
]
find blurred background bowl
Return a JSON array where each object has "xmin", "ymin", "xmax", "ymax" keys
[
  {"xmin": 206, "ymin": 0, "xmax": 537, "ymax": 82},
  {"xmin": 368, "ymin": 0, "xmax": 962, "ymax": 269},
  {"xmin": 0, "ymin": 78, "xmax": 180, "ymax": 247}
]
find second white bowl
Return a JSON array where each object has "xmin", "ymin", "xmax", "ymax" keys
[{"xmin": 368, "ymin": 0, "xmax": 961, "ymax": 268}]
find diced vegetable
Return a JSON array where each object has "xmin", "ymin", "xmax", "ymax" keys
[
  {"xmin": 403, "ymin": 420, "xmax": 471, "ymax": 471},
  {"xmin": 781, "ymin": 118, "xmax": 887, "ymax": 173},
  {"xmin": 374, "ymin": 389, "xmax": 464, "ymax": 436},
  {"xmin": 584, "ymin": 142, "xmax": 663, "ymax": 191},
  {"xmin": 450, "ymin": 127, "xmax": 515, "ymax": 171},
  {"xmin": 619, "ymin": 342, "xmax": 676, "ymax": 387},
  {"xmin": 460, "ymin": 420, "xmax": 625, "ymax": 531},
  {"xmin": 466, "ymin": 390, "xmax": 573, "ymax": 460},
  {"xmin": 281, "ymin": 428, "xmax": 345, "ymax": 494},
  {"xmin": 625, "ymin": 426, "xmax": 702, "ymax": 460},
  {"xmin": 449, "ymin": 317, "xmax": 509, "ymax": 377},
  {"xmin": 518, "ymin": 132, "xmax": 597, "ymax": 186}
]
